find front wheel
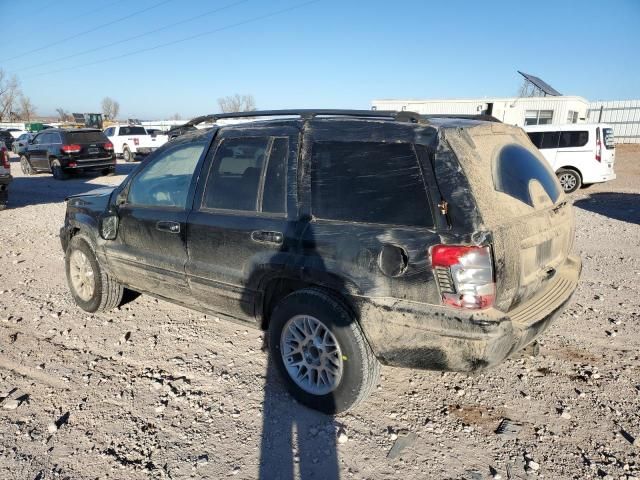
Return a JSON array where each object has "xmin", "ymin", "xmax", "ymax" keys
[
  {"xmin": 556, "ymin": 169, "xmax": 581, "ymax": 194},
  {"xmin": 65, "ymin": 235, "xmax": 123, "ymax": 312},
  {"xmin": 268, "ymin": 288, "xmax": 380, "ymax": 414},
  {"xmin": 20, "ymin": 155, "xmax": 34, "ymax": 175}
]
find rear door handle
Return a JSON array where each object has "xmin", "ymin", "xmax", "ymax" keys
[
  {"xmin": 251, "ymin": 230, "xmax": 283, "ymax": 245},
  {"xmin": 156, "ymin": 221, "xmax": 180, "ymax": 234}
]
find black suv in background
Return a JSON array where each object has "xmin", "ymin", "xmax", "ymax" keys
[
  {"xmin": 60, "ymin": 110, "xmax": 581, "ymax": 413},
  {"xmin": 0, "ymin": 130, "xmax": 15, "ymax": 150},
  {"xmin": 21, "ymin": 128, "xmax": 115, "ymax": 179}
]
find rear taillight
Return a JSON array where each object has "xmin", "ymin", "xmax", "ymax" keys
[
  {"xmin": 61, "ymin": 144, "xmax": 81, "ymax": 154},
  {"xmin": 104, "ymin": 142, "xmax": 114, "ymax": 151},
  {"xmin": 595, "ymin": 128, "xmax": 602, "ymax": 162},
  {"xmin": 431, "ymin": 245, "xmax": 495, "ymax": 310},
  {"xmin": 133, "ymin": 138, "xmax": 139, "ymax": 146},
  {"xmin": 1, "ymin": 147, "xmax": 9, "ymax": 169}
]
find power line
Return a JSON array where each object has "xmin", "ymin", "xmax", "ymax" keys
[
  {"xmin": 24, "ymin": 0, "xmax": 320, "ymax": 80},
  {"xmin": 0, "ymin": 0, "xmax": 175, "ymax": 63},
  {"xmin": 14, "ymin": 0, "xmax": 250, "ymax": 73}
]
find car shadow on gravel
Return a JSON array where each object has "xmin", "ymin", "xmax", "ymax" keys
[
  {"xmin": 6, "ymin": 162, "xmax": 139, "ymax": 209},
  {"xmin": 574, "ymin": 192, "xmax": 640, "ymax": 225}
]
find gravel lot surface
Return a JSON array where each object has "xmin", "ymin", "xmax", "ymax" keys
[{"xmin": 0, "ymin": 147, "xmax": 639, "ymax": 480}]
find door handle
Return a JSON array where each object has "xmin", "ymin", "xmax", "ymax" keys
[
  {"xmin": 251, "ymin": 230, "xmax": 283, "ymax": 245},
  {"xmin": 156, "ymin": 221, "xmax": 180, "ymax": 234}
]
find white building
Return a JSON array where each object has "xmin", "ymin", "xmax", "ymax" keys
[{"xmin": 371, "ymin": 96, "xmax": 590, "ymax": 127}]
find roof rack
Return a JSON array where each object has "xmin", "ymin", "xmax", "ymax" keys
[
  {"xmin": 422, "ymin": 114, "xmax": 502, "ymax": 123},
  {"xmin": 183, "ymin": 109, "xmax": 426, "ymax": 127}
]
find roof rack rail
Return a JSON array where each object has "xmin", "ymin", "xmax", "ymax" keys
[
  {"xmin": 422, "ymin": 114, "xmax": 502, "ymax": 123},
  {"xmin": 183, "ymin": 109, "xmax": 426, "ymax": 127}
]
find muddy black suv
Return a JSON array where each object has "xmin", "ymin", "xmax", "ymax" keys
[
  {"xmin": 60, "ymin": 110, "xmax": 581, "ymax": 413},
  {"xmin": 21, "ymin": 128, "xmax": 115, "ymax": 179}
]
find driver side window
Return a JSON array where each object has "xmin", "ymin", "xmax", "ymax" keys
[{"xmin": 128, "ymin": 141, "xmax": 205, "ymax": 208}]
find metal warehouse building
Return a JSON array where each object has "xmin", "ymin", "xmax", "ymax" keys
[{"xmin": 372, "ymin": 71, "xmax": 640, "ymax": 143}]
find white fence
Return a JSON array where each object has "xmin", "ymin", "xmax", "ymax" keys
[{"xmin": 587, "ymin": 100, "xmax": 640, "ymax": 144}]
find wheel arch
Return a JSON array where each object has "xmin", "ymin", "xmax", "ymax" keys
[{"xmin": 556, "ymin": 165, "xmax": 583, "ymax": 181}]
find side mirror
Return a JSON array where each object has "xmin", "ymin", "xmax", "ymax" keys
[{"xmin": 99, "ymin": 212, "xmax": 119, "ymax": 240}]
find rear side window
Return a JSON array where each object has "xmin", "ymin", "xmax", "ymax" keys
[
  {"xmin": 494, "ymin": 144, "xmax": 561, "ymax": 207},
  {"xmin": 203, "ymin": 137, "xmax": 269, "ymax": 212},
  {"xmin": 311, "ymin": 142, "xmax": 432, "ymax": 227},
  {"xmin": 559, "ymin": 131, "xmax": 588, "ymax": 148},
  {"xmin": 540, "ymin": 131, "xmax": 560, "ymax": 149},
  {"xmin": 119, "ymin": 126, "xmax": 147, "ymax": 136},
  {"xmin": 67, "ymin": 131, "xmax": 108, "ymax": 143},
  {"xmin": 602, "ymin": 128, "xmax": 615, "ymax": 149}
]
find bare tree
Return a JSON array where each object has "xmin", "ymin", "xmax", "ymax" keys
[
  {"xmin": 170, "ymin": 112, "xmax": 182, "ymax": 120},
  {"xmin": 217, "ymin": 94, "xmax": 256, "ymax": 113},
  {"xmin": 56, "ymin": 107, "xmax": 71, "ymax": 122},
  {"xmin": 18, "ymin": 95, "xmax": 36, "ymax": 121},
  {"xmin": 101, "ymin": 96, "xmax": 121, "ymax": 120},
  {"xmin": 0, "ymin": 69, "xmax": 22, "ymax": 122}
]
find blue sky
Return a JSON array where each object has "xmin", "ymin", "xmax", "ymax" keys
[{"xmin": 2, "ymin": 0, "xmax": 639, "ymax": 119}]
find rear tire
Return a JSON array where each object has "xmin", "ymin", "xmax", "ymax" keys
[
  {"xmin": 556, "ymin": 168, "xmax": 581, "ymax": 194},
  {"xmin": 65, "ymin": 235, "xmax": 123, "ymax": 313},
  {"xmin": 268, "ymin": 288, "xmax": 380, "ymax": 414},
  {"xmin": 123, "ymin": 146, "xmax": 133, "ymax": 163},
  {"xmin": 51, "ymin": 159, "xmax": 68, "ymax": 180}
]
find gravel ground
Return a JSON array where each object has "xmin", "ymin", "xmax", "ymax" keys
[{"xmin": 0, "ymin": 147, "xmax": 639, "ymax": 480}]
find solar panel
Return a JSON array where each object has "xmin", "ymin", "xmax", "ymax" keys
[{"xmin": 517, "ymin": 71, "xmax": 562, "ymax": 96}]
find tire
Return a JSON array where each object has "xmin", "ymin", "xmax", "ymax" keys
[
  {"xmin": 102, "ymin": 167, "xmax": 116, "ymax": 176},
  {"xmin": 556, "ymin": 169, "xmax": 581, "ymax": 194},
  {"xmin": 20, "ymin": 155, "xmax": 34, "ymax": 175},
  {"xmin": 51, "ymin": 159, "xmax": 68, "ymax": 180},
  {"xmin": 122, "ymin": 146, "xmax": 133, "ymax": 163},
  {"xmin": 268, "ymin": 288, "xmax": 380, "ymax": 414},
  {"xmin": 65, "ymin": 235, "xmax": 123, "ymax": 313}
]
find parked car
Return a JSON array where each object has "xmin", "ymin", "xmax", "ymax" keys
[
  {"xmin": 166, "ymin": 123, "xmax": 197, "ymax": 140},
  {"xmin": 21, "ymin": 128, "xmax": 115, "ymax": 179},
  {"xmin": 12, "ymin": 132, "xmax": 34, "ymax": 154},
  {"xmin": 0, "ymin": 141, "xmax": 11, "ymax": 210},
  {"xmin": 5, "ymin": 128, "xmax": 26, "ymax": 138},
  {"xmin": 0, "ymin": 130, "xmax": 15, "ymax": 150},
  {"xmin": 524, "ymin": 123, "xmax": 616, "ymax": 193},
  {"xmin": 103, "ymin": 124, "xmax": 168, "ymax": 162},
  {"xmin": 60, "ymin": 109, "xmax": 581, "ymax": 413}
]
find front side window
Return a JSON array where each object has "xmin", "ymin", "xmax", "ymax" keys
[
  {"xmin": 311, "ymin": 141, "xmax": 433, "ymax": 227},
  {"xmin": 128, "ymin": 141, "xmax": 205, "ymax": 208}
]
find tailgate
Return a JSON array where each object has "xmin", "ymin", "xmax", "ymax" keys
[{"xmin": 444, "ymin": 123, "xmax": 574, "ymax": 312}]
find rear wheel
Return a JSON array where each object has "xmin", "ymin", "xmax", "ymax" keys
[
  {"xmin": 268, "ymin": 288, "xmax": 380, "ymax": 414},
  {"xmin": 20, "ymin": 155, "xmax": 34, "ymax": 175},
  {"xmin": 65, "ymin": 235, "xmax": 123, "ymax": 312},
  {"xmin": 122, "ymin": 146, "xmax": 133, "ymax": 163},
  {"xmin": 102, "ymin": 167, "xmax": 116, "ymax": 176},
  {"xmin": 51, "ymin": 159, "xmax": 68, "ymax": 180},
  {"xmin": 556, "ymin": 169, "xmax": 581, "ymax": 194}
]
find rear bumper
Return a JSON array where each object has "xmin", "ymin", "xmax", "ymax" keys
[
  {"xmin": 357, "ymin": 254, "xmax": 581, "ymax": 371},
  {"xmin": 134, "ymin": 147, "xmax": 156, "ymax": 155},
  {"xmin": 64, "ymin": 158, "xmax": 115, "ymax": 171}
]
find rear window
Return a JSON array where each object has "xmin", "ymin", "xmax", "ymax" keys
[
  {"xmin": 119, "ymin": 126, "xmax": 147, "ymax": 136},
  {"xmin": 559, "ymin": 131, "xmax": 588, "ymax": 148},
  {"xmin": 494, "ymin": 144, "xmax": 561, "ymax": 207},
  {"xmin": 311, "ymin": 141, "xmax": 433, "ymax": 227},
  {"xmin": 603, "ymin": 128, "xmax": 615, "ymax": 149},
  {"xmin": 66, "ymin": 131, "xmax": 108, "ymax": 144}
]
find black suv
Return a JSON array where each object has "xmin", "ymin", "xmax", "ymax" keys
[
  {"xmin": 60, "ymin": 110, "xmax": 581, "ymax": 413},
  {"xmin": 21, "ymin": 128, "xmax": 115, "ymax": 179},
  {"xmin": 0, "ymin": 130, "xmax": 15, "ymax": 150}
]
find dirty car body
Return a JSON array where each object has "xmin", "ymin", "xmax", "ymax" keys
[{"xmin": 60, "ymin": 110, "xmax": 581, "ymax": 412}]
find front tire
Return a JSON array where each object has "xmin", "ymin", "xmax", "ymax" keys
[
  {"xmin": 556, "ymin": 168, "xmax": 581, "ymax": 194},
  {"xmin": 268, "ymin": 288, "xmax": 380, "ymax": 414},
  {"xmin": 65, "ymin": 235, "xmax": 123, "ymax": 312},
  {"xmin": 20, "ymin": 155, "xmax": 34, "ymax": 175}
]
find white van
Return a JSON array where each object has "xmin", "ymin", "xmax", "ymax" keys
[{"xmin": 523, "ymin": 124, "xmax": 616, "ymax": 193}]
